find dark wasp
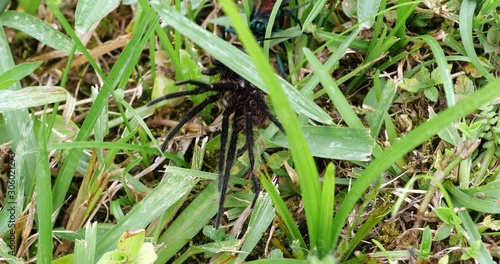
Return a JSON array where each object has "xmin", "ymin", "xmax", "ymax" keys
[
  {"xmin": 224, "ymin": 0, "xmax": 302, "ymax": 41},
  {"xmin": 233, "ymin": 0, "xmax": 304, "ymax": 76},
  {"xmin": 147, "ymin": 58, "xmax": 284, "ymax": 229},
  {"xmin": 249, "ymin": 0, "xmax": 303, "ymax": 42}
]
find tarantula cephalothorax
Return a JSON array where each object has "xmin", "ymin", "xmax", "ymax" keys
[{"xmin": 147, "ymin": 58, "xmax": 284, "ymax": 228}]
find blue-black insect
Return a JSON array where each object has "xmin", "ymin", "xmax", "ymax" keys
[{"xmin": 249, "ymin": 0, "xmax": 303, "ymax": 42}]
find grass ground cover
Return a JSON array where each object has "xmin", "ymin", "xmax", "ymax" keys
[{"xmin": 0, "ymin": 0, "xmax": 499, "ymax": 263}]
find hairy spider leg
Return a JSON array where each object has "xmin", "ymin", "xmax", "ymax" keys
[
  {"xmin": 244, "ymin": 99, "xmax": 259, "ymax": 210},
  {"xmin": 175, "ymin": 80, "xmax": 236, "ymax": 90},
  {"xmin": 215, "ymin": 105, "xmax": 244, "ymax": 228},
  {"xmin": 217, "ymin": 105, "xmax": 232, "ymax": 193},
  {"xmin": 159, "ymin": 94, "xmax": 220, "ymax": 151},
  {"xmin": 147, "ymin": 80, "xmax": 236, "ymax": 107},
  {"xmin": 215, "ymin": 104, "xmax": 233, "ymax": 229}
]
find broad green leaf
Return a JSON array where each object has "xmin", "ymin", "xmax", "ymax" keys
[
  {"xmin": 270, "ymin": 126, "xmax": 373, "ymax": 161},
  {"xmin": 52, "ymin": 254, "xmax": 75, "ymax": 264},
  {"xmin": 75, "ymin": 0, "xmax": 120, "ymax": 34},
  {"xmin": 461, "ymin": 181, "xmax": 500, "ymax": 198},
  {"xmin": 18, "ymin": 0, "xmax": 42, "ymax": 15},
  {"xmin": 358, "ymin": 0, "xmax": 381, "ymax": 29},
  {"xmin": 0, "ymin": 86, "xmax": 68, "ymax": 113},
  {"xmin": 446, "ymin": 183, "xmax": 500, "ymax": 214},
  {"xmin": 424, "ymin": 86, "xmax": 439, "ymax": 102},
  {"xmin": 434, "ymin": 224, "xmax": 453, "ymax": 241},
  {"xmin": 74, "ymin": 222, "xmax": 97, "ymax": 264},
  {"xmin": 96, "ymin": 251, "xmax": 128, "ymax": 264},
  {"xmin": 419, "ymin": 226, "xmax": 432, "ymax": 258},
  {"xmin": 0, "ymin": 11, "xmax": 74, "ymax": 53},
  {"xmin": 342, "ymin": 0, "xmax": 357, "ymax": 19},
  {"xmin": 435, "ymin": 207, "xmax": 461, "ymax": 226},
  {"xmin": 116, "ymin": 229, "xmax": 145, "ymax": 260},
  {"xmin": 133, "ymin": 242, "xmax": 158, "ymax": 263}
]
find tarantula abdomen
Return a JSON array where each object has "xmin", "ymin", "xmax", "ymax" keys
[{"xmin": 228, "ymin": 87, "xmax": 270, "ymax": 131}]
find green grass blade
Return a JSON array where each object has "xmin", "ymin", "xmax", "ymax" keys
[
  {"xmin": 369, "ymin": 79, "xmax": 397, "ymax": 139},
  {"xmin": 0, "ymin": 147, "xmax": 25, "ymax": 235},
  {"xmin": 260, "ymin": 173, "xmax": 306, "ymax": 257},
  {"xmin": 74, "ymin": 222, "xmax": 97, "ymax": 264},
  {"xmin": 155, "ymin": 182, "xmax": 218, "ymax": 263},
  {"xmin": 303, "ymin": 48, "xmax": 364, "ymax": 129},
  {"xmin": 455, "ymin": 202, "xmax": 495, "ymax": 264},
  {"xmin": 419, "ymin": 226, "xmax": 432, "ymax": 259},
  {"xmin": 0, "ymin": 61, "xmax": 42, "ymax": 90},
  {"xmin": 218, "ymin": 0, "xmax": 322, "ymax": 251},
  {"xmin": 236, "ymin": 194, "xmax": 275, "ymax": 262},
  {"xmin": 262, "ymin": 0, "xmax": 282, "ymax": 58},
  {"xmin": 302, "ymin": 0, "xmax": 327, "ymax": 32},
  {"xmin": 317, "ymin": 163, "xmax": 335, "ymax": 255},
  {"xmin": 301, "ymin": 27, "xmax": 361, "ymax": 95},
  {"xmin": 414, "ymin": 35, "xmax": 455, "ymax": 107},
  {"xmin": 35, "ymin": 115, "xmax": 53, "ymax": 263},
  {"xmin": 0, "ymin": 20, "xmax": 38, "ymax": 203},
  {"xmin": 459, "ymin": 0, "xmax": 494, "ymax": 82},
  {"xmin": 0, "ymin": 86, "xmax": 67, "ymax": 112},
  {"xmin": 0, "ymin": 239, "xmax": 24, "ymax": 263},
  {"xmin": 343, "ymin": 204, "xmax": 392, "ymax": 260},
  {"xmin": 445, "ymin": 183, "xmax": 500, "ymax": 213}
]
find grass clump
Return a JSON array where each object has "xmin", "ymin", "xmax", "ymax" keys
[{"xmin": 0, "ymin": 0, "xmax": 499, "ymax": 263}]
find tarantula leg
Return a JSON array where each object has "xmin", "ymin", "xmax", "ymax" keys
[
  {"xmin": 147, "ymin": 81, "xmax": 236, "ymax": 107},
  {"xmin": 253, "ymin": 92, "xmax": 285, "ymax": 133},
  {"xmin": 215, "ymin": 109, "xmax": 231, "ymax": 229},
  {"xmin": 217, "ymin": 107, "xmax": 232, "ymax": 192},
  {"xmin": 176, "ymin": 80, "xmax": 238, "ymax": 92},
  {"xmin": 244, "ymin": 100, "xmax": 259, "ymax": 209},
  {"xmin": 215, "ymin": 107, "xmax": 243, "ymax": 229},
  {"xmin": 147, "ymin": 88, "xmax": 210, "ymax": 107},
  {"xmin": 159, "ymin": 94, "xmax": 220, "ymax": 152},
  {"xmin": 175, "ymin": 80, "xmax": 212, "ymax": 87}
]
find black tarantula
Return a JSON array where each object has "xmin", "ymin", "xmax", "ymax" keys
[{"xmin": 147, "ymin": 58, "xmax": 284, "ymax": 228}]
